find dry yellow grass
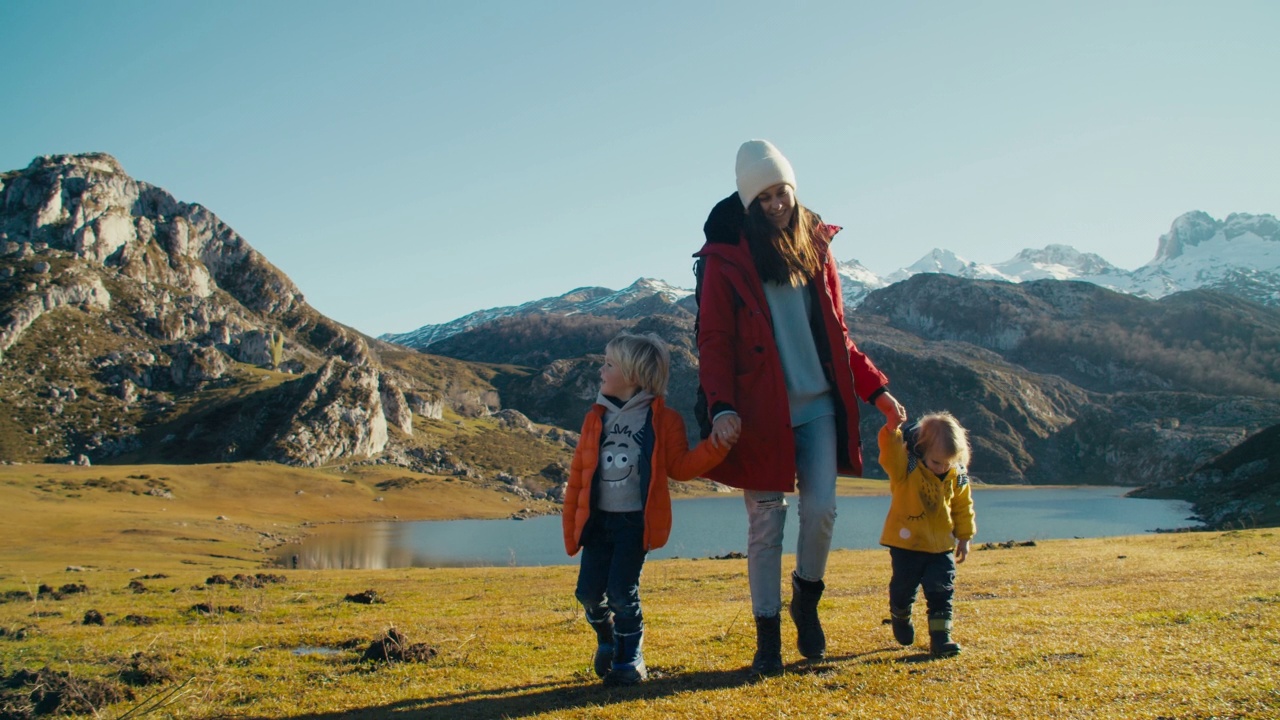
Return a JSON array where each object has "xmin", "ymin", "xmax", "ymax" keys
[
  {"xmin": 0, "ymin": 463, "xmax": 557, "ymax": 575},
  {"xmin": 0, "ymin": 464, "xmax": 1276, "ymax": 719}
]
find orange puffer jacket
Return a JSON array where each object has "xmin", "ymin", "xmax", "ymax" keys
[{"xmin": 562, "ymin": 395, "xmax": 730, "ymax": 555}]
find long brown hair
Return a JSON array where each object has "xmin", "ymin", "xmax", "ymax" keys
[{"xmin": 743, "ymin": 198, "xmax": 824, "ymax": 285}]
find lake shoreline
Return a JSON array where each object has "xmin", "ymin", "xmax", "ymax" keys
[{"xmin": 276, "ymin": 486, "xmax": 1199, "ymax": 570}]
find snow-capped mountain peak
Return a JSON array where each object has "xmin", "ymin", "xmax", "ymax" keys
[
  {"xmin": 991, "ymin": 244, "xmax": 1124, "ymax": 281},
  {"xmin": 381, "ymin": 278, "xmax": 691, "ymax": 349},
  {"xmin": 381, "ymin": 211, "xmax": 1279, "ymax": 353}
]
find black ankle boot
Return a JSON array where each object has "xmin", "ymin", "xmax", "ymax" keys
[
  {"xmin": 928, "ymin": 613, "xmax": 961, "ymax": 658},
  {"xmin": 587, "ymin": 615, "xmax": 615, "ymax": 679},
  {"xmin": 751, "ymin": 614, "xmax": 783, "ymax": 675},
  {"xmin": 890, "ymin": 604, "xmax": 915, "ymax": 646},
  {"xmin": 789, "ymin": 572, "xmax": 826, "ymax": 659}
]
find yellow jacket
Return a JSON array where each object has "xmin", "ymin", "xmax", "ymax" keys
[{"xmin": 878, "ymin": 426, "xmax": 976, "ymax": 553}]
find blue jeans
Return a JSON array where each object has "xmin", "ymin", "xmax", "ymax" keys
[
  {"xmin": 575, "ymin": 511, "xmax": 647, "ymax": 635},
  {"xmin": 888, "ymin": 547, "xmax": 956, "ymax": 617},
  {"xmin": 743, "ymin": 413, "xmax": 838, "ymax": 617}
]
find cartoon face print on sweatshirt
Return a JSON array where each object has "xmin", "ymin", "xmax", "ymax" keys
[{"xmin": 601, "ymin": 420, "xmax": 648, "ymax": 489}]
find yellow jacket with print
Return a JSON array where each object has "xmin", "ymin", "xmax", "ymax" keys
[{"xmin": 878, "ymin": 426, "xmax": 976, "ymax": 553}]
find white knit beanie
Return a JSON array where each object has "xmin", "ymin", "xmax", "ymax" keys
[{"xmin": 735, "ymin": 139, "xmax": 796, "ymax": 210}]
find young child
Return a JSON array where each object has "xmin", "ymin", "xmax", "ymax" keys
[
  {"xmin": 562, "ymin": 332, "xmax": 732, "ymax": 685},
  {"xmin": 878, "ymin": 411, "xmax": 976, "ymax": 658}
]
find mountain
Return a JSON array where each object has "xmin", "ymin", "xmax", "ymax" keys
[
  {"xmin": 7, "ymin": 152, "xmax": 1273, "ymax": 503},
  {"xmin": 1129, "ymin": 212, "xmax": 1280, "ymax": 306},
  {"xmin": 855, "ymin": 275, "xmax": 1280, "ymax": 484},
  {"xmin": 388, "ymin": 268, "xmax": 1280, "ymax": 487},
  {"xmin": 0, "ymin": 154, "xmax": 573, "ymax": 497},
  {"xmin": 382, "ymin": 278, "xmax": 692, "ymax": 350},
  {"xmin": 873, "ymin": 212, "xmax": 1280, "ymax": 309},
  {"xmin": 385, "ymin": 211, "xmax": 1279, "ymax": 353}
]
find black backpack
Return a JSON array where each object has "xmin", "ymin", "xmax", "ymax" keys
[
  {"xmin": 691, "ymin": 192, "xmax": 743, "ymax": 440},
  {"xmin": 692, "ymin": 256, "xmax": 711, "ymax": 439}
]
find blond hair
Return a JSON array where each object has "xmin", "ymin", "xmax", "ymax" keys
[
  {"xmin": 914, "ymin": 411, "xmax": 971, "ymax": 468},
  {"xmin": 605, "ymin": 332, "xmax": 670, "ymax": 396}
]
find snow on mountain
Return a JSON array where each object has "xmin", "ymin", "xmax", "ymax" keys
[
  {"xmin": 382, "ymin": 211, "xmax": 1279, "ymax": 351},
  {"xmin": 887, "ymin": 248, "xmax": 991, "ymax": 282},
  {"xmin": 991, "ymin": 245, "xmax": 1126, "ymax": 281},
  {"xmin": 869, "ymin": 212, "xmax": 1280, "ymax": 306},
  {"xmin": 1129, "ymin": 212, "xmax": 1280, "ymax": 306},
  {"xmin": 381, "ymin": 278, "xmax": 691, "ymax": 349},
  {"xmin": 835, "ymin": 258, "xmax": 888, "ymax": 308}
]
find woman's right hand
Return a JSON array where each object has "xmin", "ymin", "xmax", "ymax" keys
[{"xmin": 711, "ymin": 413, "xmax": 741, "ymax": 449}]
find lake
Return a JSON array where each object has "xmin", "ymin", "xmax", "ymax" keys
[{"xmin": 273, "ymin": 486, "xmax": 1198, "ymax": 569}]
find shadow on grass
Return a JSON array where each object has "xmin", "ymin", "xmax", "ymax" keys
[
  {"xmin": 249, "ymin": 647, "xmax": 941, "ymax": 720},
  {"xmin": 240, "ymin": 667, "xmax": 755, "ymax": 720}
]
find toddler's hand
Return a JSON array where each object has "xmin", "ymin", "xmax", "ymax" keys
[{"xmin": 955, "ymin": 538, "xmax": 970, "ymax": 563}]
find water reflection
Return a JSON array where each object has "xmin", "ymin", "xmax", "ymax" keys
[
  {"xmin": 274, "ymin": 487, "xmax": 1197, "ymax": 570},
  {"xmin": 282, "ymin": 523, "xmax": 417, "ymax": 570}
]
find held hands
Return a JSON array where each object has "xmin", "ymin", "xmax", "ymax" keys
[
  {"xmin": 875, "ymin": 391, "xmax": 907, "ymax": 430},
  {"xmin": 710, "ymin": 413, "xmax": 741, "ymax": 450},
  {"xmin": 955, "ymin": 538, "xmax": 970, "ymax": 563}
]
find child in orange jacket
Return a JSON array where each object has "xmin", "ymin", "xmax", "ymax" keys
[{"xmin": 562, "ymin": 332, "xmax": 732, "ymax": 685}]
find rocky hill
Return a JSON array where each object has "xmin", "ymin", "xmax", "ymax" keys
[
  {"xmin": 1131, "ymin": 423, "xmax": 1280, "ymax": 529},
  {"xmin": 0, "ymin": 154, "xmax": 572, "ymax": 499}
]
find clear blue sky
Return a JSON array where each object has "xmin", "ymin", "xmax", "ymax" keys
[{"xmin": 3, "ymin": 1, "xmax": 1277, "ymax": 336}]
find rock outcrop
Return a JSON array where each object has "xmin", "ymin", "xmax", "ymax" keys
[{"xmin": 0, "ymin": 153, "xmax": 404, "ymax": 465}]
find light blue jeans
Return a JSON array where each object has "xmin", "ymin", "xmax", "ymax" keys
[{"xmin": 743, "ymin": 413, "xmax": 838, "ymax": 617}]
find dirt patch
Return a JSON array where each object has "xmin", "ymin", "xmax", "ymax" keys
[
  {"xmin": 113, "ymin": 651, "xmax": 176, "ymax": 687},
  {"xmin": 360, "ymin": 628, "xmax": 438, "ymax": 663},
  {"xmin": 0, "ymin": 667, "xmax": 127, "ymax": 719},
  {"xmin": 0, "ymin": 590, "xmax": 31, "ymax": 605},
  {"xmin": 117, "ymin": 615, "xmax": 159, "ymax": 626},
  {"xmin": 978, "ymin": 540, "xmax": 1037, "ymax": 550},
  {"xmin": 375, "ymin": 476, "xmax": 425, "ymax": 491},
  {"xmin": 344, "ymin": 590, "xmax": 385, "ymax": 605},
  {"xmin": 187, "ymin": 603, "xmax": 245, "ymax": 616},
  {"xmin": 205, "ymin": 573, "xmax": 286, "ymax": 589},
  {"xmin": 0, "ymin": 625, "xmax": 35, "ymax": 641}
]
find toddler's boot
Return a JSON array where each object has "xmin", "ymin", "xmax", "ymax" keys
[
  {"xmin": 751, "ymin": 614, "xmax": 783, "ymax": 676},
  {"xmin": 587, "ymin": 614, "xmax": 615, "ymax": 679},
  {"xmin": 605, "ymin": 628, "xmax": 647, "ymax": 685},
  {"xmin": 928, "ymin": 612, "xmax": 961, "ymax": 658},
  {"xmin": 789, "ymin": 572, "xmax": 826, "ymax": 659},
  {"xmin": 890, "ymin": 604, "xmax": 915, "ymax": 646}
]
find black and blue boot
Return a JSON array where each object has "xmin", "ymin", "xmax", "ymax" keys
[
  {"xmin": 605, "ymin": 628, "xmax": 647, "ymax": 685},
  {"xmin": 587, "ymin": 614, "xmax": 615, "ymax": 679}
]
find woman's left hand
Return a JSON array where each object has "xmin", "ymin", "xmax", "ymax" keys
[{"xmin": 875, "ymin": 392, "xmax": 906, "ymax": 429}]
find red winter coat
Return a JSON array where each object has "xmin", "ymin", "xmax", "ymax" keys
[
  {"xmin": 562, "ymin": 395, "xmax": 729, "ymax": 555},
  {"xmin": 694, "ymin": 200, "xmax": 889, "ymax": 492}
]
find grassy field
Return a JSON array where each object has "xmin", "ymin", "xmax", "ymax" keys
[{"xmin": 0, "ymin": 464, "xmax": 1277, "ymax": 719}]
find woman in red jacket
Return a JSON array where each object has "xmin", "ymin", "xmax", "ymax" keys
[{"xmin": 695, "ymin": 140, "xmax": 906, "ymax": 674}]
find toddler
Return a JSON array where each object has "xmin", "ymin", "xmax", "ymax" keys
[{"xmin": 878, "ymin": 411, "xmax": 976, "ymax": 658}]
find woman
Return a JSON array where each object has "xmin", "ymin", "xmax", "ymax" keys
[{"xmin": 695, "ymin": 139, "xmax": 905, "ymax": 674}]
